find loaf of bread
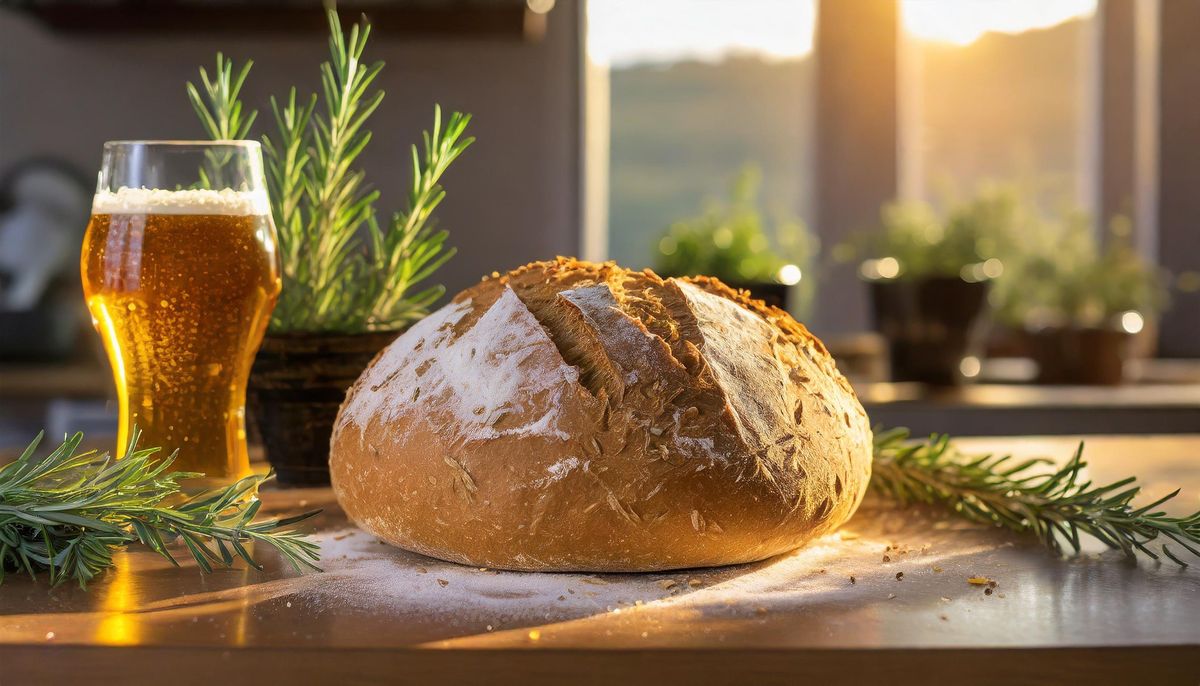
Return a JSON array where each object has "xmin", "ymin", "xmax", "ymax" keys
[{"xmin": 330, "ymin": 258, "xmax": 872, "ymax": 572}]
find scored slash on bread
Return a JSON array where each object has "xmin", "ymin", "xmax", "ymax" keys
[{"xmin": 330, "ymin": 258, "xmax": 872, "ymax": 572}]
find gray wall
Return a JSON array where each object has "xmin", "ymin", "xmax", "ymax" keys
[{"xmin": 0, "ymin": 5, "xmax": 581, "ymax": 299}]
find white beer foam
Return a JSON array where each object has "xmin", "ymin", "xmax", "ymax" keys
[{"xmin": 92, "ymin": 187, "xmax": 269, "ymax": 216}]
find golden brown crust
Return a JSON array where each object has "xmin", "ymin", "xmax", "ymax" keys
[{"xmin": 330, "ymin": 258, "xmax": 872, "ymax": 572}]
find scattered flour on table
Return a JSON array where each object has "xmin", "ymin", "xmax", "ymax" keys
[{"xmin": 289, "ymin": 515, "xmax": 1005, "ymax": 628}]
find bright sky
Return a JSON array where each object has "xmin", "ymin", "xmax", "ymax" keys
[
  {"xmin": 587, "ymin": 0, "xmax": 817, "ymax": 67},
  {"xmin": 587, "ymin": 0, "xmax": 1097, "ymax": 66},
  {"xmin": 901, "ymin": 0, "xmax": 1097, "ymax": 45}
]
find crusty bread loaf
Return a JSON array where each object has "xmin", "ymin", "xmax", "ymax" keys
[{"xmin": 330, "ymin": 258, "xmax": 872, "ymax": 572}]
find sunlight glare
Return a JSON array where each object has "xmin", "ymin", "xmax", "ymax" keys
[
  {"xmin": 587, "ymin": 0, "xmax": 816, "ymax": 67},
  {"xmin": 589, "ymin": 1, "xmax": 1098, "ymax": 65},
  {"xmin": 902, "ymin": 0, "xmax": 1097, "ymax": 46}
]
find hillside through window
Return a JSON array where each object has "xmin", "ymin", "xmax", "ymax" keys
[
  {"xmin": 900, "ymin": 0, "xmax": 1099, "ymax": 214},
  {"xmin": 588, "ymin": 0, "xmax": 817, "ymax": 275}
]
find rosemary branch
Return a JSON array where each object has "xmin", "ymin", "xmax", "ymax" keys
[
  {"xmin": 186, "ymin": 53, "xmax": 256, "ymax": 190},
  {"xmin": 0, "ymin": 430, "xmax": 321, "ymax": 588},
  {"xmin": 871, "ymin": 427, "xmax": 1200, "ymax": 565},
  {"xmin": 187, "ymin": 10, "xmax": 471, "ymax": 334}
]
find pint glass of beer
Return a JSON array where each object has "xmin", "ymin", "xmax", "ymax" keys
[{"xmin": 82, "ymin": 141, "xmax": 280, "ymax": 481}]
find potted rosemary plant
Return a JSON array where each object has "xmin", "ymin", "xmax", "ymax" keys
[
  {"xmin": 998, "ymin": 214, "xmax": 1168, "ymax": 385},
  {"xmin": 188, "ymin": 12, "xmax": 473, "ymax": 484},
  {"xmin": 654, "ymin": 167, "xmax": 816, "ymax": 316},
  {"xmin": 856, "ymin": 188, "xmax": 1017, "ymax": 386}
]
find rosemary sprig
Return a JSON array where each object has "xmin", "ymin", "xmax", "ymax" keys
[
  {"xmin": 186, "ymin": 52, "xmax": 256, "ymax": 141},
  {"xmin": 186, "ymin": 53, "xmax": 256, "ymax": 190},
  {"xmin": 871, "ymin": 427, "xmax": 1200, "ymax": 565},
  {"xmin": 368, "ymin": 105, "xmax": 473, "ymax": 326},
  {"xmin": 0, "ymin": 430, "xmax": 321, "ymax": 588},
  {"xmin": 187, "ymin": 10, "xmax": 472, "ymax": 334}
]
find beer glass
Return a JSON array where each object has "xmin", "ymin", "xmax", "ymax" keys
[{"xmin": 82, "ymin": 141, "xmax": 280, "ymax": 481}]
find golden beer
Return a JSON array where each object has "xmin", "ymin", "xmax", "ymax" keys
[{"xmin": 82, "ymin": 187, "xmax": 280, "ymax": 480}]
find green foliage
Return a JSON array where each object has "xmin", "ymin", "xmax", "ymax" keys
[
  {"xmin": 855, "ymin": 183, "xmax": 1168, "ymax": 328},
  {"xmin": 872, "ymin": 428, "xmax": 1200, "ymax": 566},
  {"xmin": 0, "ymin": 430, "xmax": 320, "ymax": 588},
  {"xmin": 995, "ymin": 213, "xmax": 1169, "ymax": 328},
  {"xmin": 855, "ymin": 185, "xmax": 1022, "ymax": 280},
  {"xmin": 654, "ymin": 167, "xmax": 817, "ymax": 312},
  {"xmin": 188, "ymin": 11, "xmax": 473, "ymax": 334},
  {"xmin": 186, "ymin": 54, "xmax": 256, "ymax": 141}
]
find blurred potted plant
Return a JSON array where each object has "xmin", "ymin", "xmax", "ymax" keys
[
  {"xmin": 999, "ymin": 214, "xmax": 1167, "ymax": 385},
  {"xmin": 188, "ymin": 12, "xmax": 473, "ymax": 484},
  {"xmin": 855, "ymin": 187, "xmax": 1019, "ymax": 385},
  {"xmin": 654, "ymin": 167, "xmax": 817, "ymax": 317}
]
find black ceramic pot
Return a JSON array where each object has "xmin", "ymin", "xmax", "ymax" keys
[
  {"xmin": 248, "ymin": 331, "xmax": 397, "ymax": 486},
  {"xmin": 868, "ymin": 277, "xmax": 992, "ymax": 386},
  {"xmin": 724, "ymin": 281, "xmax": 790, "ymax": 310},
  {"xmin": 1026, "ymin": 326, "xmax": 1131, "ymax": 385}
]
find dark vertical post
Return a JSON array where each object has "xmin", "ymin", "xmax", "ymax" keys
[
  {"xmin": 813, "ymin": 0, "xmax": 899, "ymax": 335},
  {"xmin": 1157, "ymin": 0, "xmax": 1200, "ymax": 356},
  {"xmin": 1098, "ymin": 0, "xmax": 1137, "ymax": 229}
]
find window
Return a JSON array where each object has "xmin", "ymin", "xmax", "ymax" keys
[
  {"xmin": 586, "ymin": 0, "xmax": 816, "ymax": 272},
  {"xmin": 899, "ymin": 0, "xmax": 1099, "ymax": 213}
]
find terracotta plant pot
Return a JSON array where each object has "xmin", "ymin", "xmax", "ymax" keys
[
  {"xmin": 248, "ymin": 331, "xmax": 397, "ymax": 486},
  {"xmin": 867, "ymin": 277, "xmax": 992, "ymax": 386},
  {"xmin": 1026, "ymin": 326, "xmax": 1131, "ymax": 385}
]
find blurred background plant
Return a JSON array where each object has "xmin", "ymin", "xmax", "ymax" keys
[
  {"xmin": 654, "ymin": 166, "xmax": 817, "ymax": 316},
  {"xmin": 851, "ymin": 184, "xmax": 1030, "ymax": 385},
  {"xmin": 996, "ymin": 212, "xmax": 1169, "ymax": 332},
  {"xmin": 851, "ymin": 184, "xmax": 1022, "ymax": 282}
]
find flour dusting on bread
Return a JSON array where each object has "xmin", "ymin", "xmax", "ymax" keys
[{"xmin": 343, "ymin": 286, "xmax": 578, "ymax": 443}]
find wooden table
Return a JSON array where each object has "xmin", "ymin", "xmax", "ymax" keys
[{"xmin": 2, "ymin": 436, "xmax": 1198, "ymax": 684}]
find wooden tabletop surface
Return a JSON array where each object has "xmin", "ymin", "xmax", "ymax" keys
[{"xmin": 2, "ymin": 435, "xmax": 1198, "ymax": 684}]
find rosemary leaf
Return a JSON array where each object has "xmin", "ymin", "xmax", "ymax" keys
[
  {"xmin": 871, "ymin": 427, "xmax": 1200, "ymax": 566},
  {"xmin": 0, "ymin": 430, "xmax": 321, "ymax": 588}
]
